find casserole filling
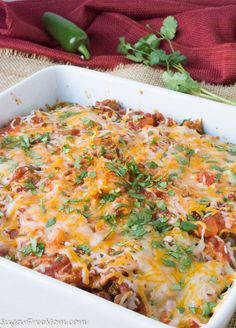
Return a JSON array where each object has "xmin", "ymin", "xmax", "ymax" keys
[{"xmin": 0, "ymin": 100, "xmax": 236, "ymax": 327}]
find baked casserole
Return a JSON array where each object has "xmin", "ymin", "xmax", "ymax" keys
[{"xmin": 0, "ymin": 100, "xmax": 236, "ymax": 327}]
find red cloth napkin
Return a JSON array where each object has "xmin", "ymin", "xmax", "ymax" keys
[{"xmin": 0, "ymin": 0, "xmax": 236, "ymax": 84}]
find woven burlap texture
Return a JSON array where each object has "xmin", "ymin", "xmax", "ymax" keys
[
  {"xmin": 0, "ymin": 48, "xmax": 236, "ymax": 328},
  {"xmin": 1, "ymin": 49, "xmax": 236, "ymax": 101}
]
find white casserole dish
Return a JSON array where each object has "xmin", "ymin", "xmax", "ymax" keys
[{"xmin": 0, "ymin": 65, "xmax": 236, "ymax": 328}]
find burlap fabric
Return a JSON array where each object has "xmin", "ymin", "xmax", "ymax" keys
[{"xmin": 0, "ymin": 48, "xmax": 236, "ymax": 328}]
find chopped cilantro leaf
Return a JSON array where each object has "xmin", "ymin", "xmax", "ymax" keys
[
  {"xmin": 24, "ymin": 178, "xmax": 36, "ymax": 190},
  {"xmin": 100, "ymin": 189, "xmax": 120, "ymax": 204},
  {"xmin": 152, "ymin": 217, "xmax": 171, "ymax": 232},
  {"xmin": 107, "ymin": 164, "xmax": 128, "ymax": 177},
  {"xmin": 189, "ymin": 307, "xmax": 197, "ymax": 314},
  {"xmin": 162, "ymin": 258, "xmax": 176, "ymax": 268},
  {"xmin": 199, "ymin": 198, "xmax": 210, "ymax": 205},
  {"xmin": 0, "ymin": 156, "xmax": 7, "ymax": 164},
  {"xmin": 59, "ymin": 111, "xmax": 80, "ymax": 122},
  {"xmin": 170, "ymin": 283, "xmax": 182, "ymax": 291},
  {"xmin": 211, "ymin": 165, "xmax": 224, "ymax": 172},
  {"xmin": 19, "ymin": 135, "xmax": 30, "ymax": 150},
  {"xmin": 46, "ymin": 217, "xmax": 56, "ymax": 228},
  {"xmin": 114, "ymin": 203, "xmax": 129, "ymax": 210},
  {"xmin": 99, "ymin": 214, "xmax": 117, "ymax": 228},
  {"xmin": 177, "ymin": 307, "xmax": 185, "ymax": 314},
  {"xmin": 81, "ymin": 117, "xmax": 95, "ymax": 127},
  {"xmin": 124, "ymin": 208, "xmax": 152, "ymax": 238},
  {"xmin": 118, "ymin": 137, "xmax": 127, "ymax": 146},
  {"xmin": 157, "ymin": 181, "xmax": 168, "ymax": 190},
  {"xmin": 100, "ymin": 146, "xmax": 106, "ymax": 155},
  {"xmin": 61, "ymin": 144, "xmax": 71, "ymax": 154},
  {"xmin": 31, "ymin": 132, "xmax": 50, "ymax": 144},
  {"xmin": 88, "ymin": 171, "xmax": 96, "ymax": 178},
  {"xmin": 76, "ymin": 170, "xmax": 88, "ymax": 184},
  {"xmin": 209, "ymin": 277, "xmax": 218, "ymax": 283},
  {"xmin": 128, "ymin": 191, "xmax": 145, "ymax": 200},
  {"xmin": 157, "ymin": 200, "xmax": 167, "ymax": 211},
  {"xmin": 133, "ymin": 114, "xmax": 144, "ymax": 121},
  {"xmin": 19, "ymin": 238, "xmax": 45, "ymax": 257},
  {"xmin": 76, "ymin": 244, "xmax": 91, "ymax": 254},
  {"xmin": 73, "ymin": 155, "xmax": 81, "ymax": 169},
  {"xmin": 40, "ymin": 200, "xmax": 47, "ymax": 214},
  {"xmin": 202, "ymin": 302, "xmax": 216, "ymax": 317},
  {"xmin": 168, "ymin": 190, "xmax": 175, "ymax": 196},
  {"xmin": 176, "ymin": 155, "xmax": 188, "ymax": 166},
  {"xmin": 146, "ymin": 161, "xmax": 158, "ymax": 169},
  {"xmin": 180, "ymin": 221, "xmax": 198, "ymax": 232},
  {"xmin": 151, "ymin": 137, "xmax": 158, "ymax": 145}
]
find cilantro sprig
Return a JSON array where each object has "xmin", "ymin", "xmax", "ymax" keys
[{"xmin": 118, "ymin": 16, "xmax": 236, "ymax": 107}]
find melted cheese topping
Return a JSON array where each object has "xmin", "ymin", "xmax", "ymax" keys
[{"xmin": 0, "ymin": 101, "xmax": 236, "ymax": 328}]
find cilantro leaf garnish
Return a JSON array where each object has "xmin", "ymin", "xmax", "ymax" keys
[
  {"xmin": 76, "ymin": 244, "xmax": 91, "ymax": 254},
  {"xmin": 46, "ymin": 217, "xmax": 56, "ymax": 228},
  {"xmin": 61, "ymin": 144, "xmax": 71, "ymax": 154},
  {"xmin": 24, "ymin": 178, "xmax": 36, "ymax": 190},
  {"xmin": 202, "ymin": 302, "xmax": 216, "ymax": 317},
  {"xmin": 161, "ymin": 242, "xmax": 194, "ymax": 273},
  {"xmin": 180, "ymin": 221, "xmax": 198, "ymax": 232},
  {"xmin": 152, "ymin": 217, "xmax": 172, "ymax": 232},
  {"xmin": 100, "ymin": 189, "xmax": 120, "ymax": 204},
  {"xmin": 59, "ymin": 111, "xmax": 80, "ymax": 122},
  {"xmin": 19, "ymin": 238, "xmax": 45, "ymax": 257},
  {"xmin": 19, "ymin": 135, "xmax": 30, "ymax": 150},
  {"xmin": 81, "ymin": 117, "xmax": 95, "ymax": 127},
  {"xmin": 146, "ymin": 161, "xmax": 158, "ymax": 169},
  {"xmin": 107, "ymin": 163, "xmax": 128, "ymax": 177},
  {"xmin": 162, "ymin": 258, "xmax": 176, "ymax": 268},
  {"xmin": 30, "ymin": 132, "xmax": 50, "ymax": 144},
  {"xmin": 99, "ymin": 214, "xmax": 117, "ymax": 228},
  {"xmin": 124, "ymin": 208, "xmax": 152, "ymax": 238},
  {"xmin": 87, "ymin": 171, "xmax": 96, "ymax": 178}
]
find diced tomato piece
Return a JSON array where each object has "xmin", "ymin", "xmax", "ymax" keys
[
  {"xmin": 197, "ymin": 213, "xmax": 225, "ymax": 237},
  {"xmin": 7, "ymin": 229, "xmax": 19, "ymax": 239},
  {"xmin": 71, "ymin": 128, "xmax": 80, "ymax": 136},
  {"xmin": 95, "ymin": 99, "xmax": 121, "ymax": 111},
  {"xmin": 197, "ymin": 172, "xmax": 215, "ymax": 186},
  {"xmin": 189, "ymin": 320, "xmax": 200, "ymax": 328},
  {"xmin": 155, "ymin": 111, "xmax": 165, "ymax": 123},
  {"xmin": 159, "ymin": 310, "xmax": 171, "ymax": 324},
  {"xmin": 0, "ymin": 117, "xmax": 21, "ymax": 135},
  {"xmin": 166, "ymin": 118, "xmax": 176, "ymax": 127},
  {"xmin": 0, "ymin": 243, "xmax": 10, "ymax": 256},
  {"xmin": 10, "ymin": 117, "xmax": 21, "ymax": 128},
  {"xmin": 11, "ymin": 166, "xmax": 30, "ymax": 181},
  {"xmin": 30, "ymin": 116, "xmax": 43, "ymax": 124},
  {"xmin": 207, "ymin": 237, "xmax": 230, "ymax": 261},
  {"xmin": 128, "ymin": 112, "xmax": 156, "ymax": 130},
  {"xmin": 202, "ymin": 215, "xmax": 219, "ymax": 237}
]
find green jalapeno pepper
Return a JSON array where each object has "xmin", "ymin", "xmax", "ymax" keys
[{"xmin": 42, "ymin": 12, "xmax": 90, "ymax": 60}]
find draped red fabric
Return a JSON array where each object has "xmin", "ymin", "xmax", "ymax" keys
[{"xmin": 0, "ymin": 0, "xmax": 236, "ymax": 84}]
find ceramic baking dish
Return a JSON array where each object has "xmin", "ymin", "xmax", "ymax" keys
[{"xmin": 0, "ymin": 66, "xmax": 236, "ymax": 328}]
